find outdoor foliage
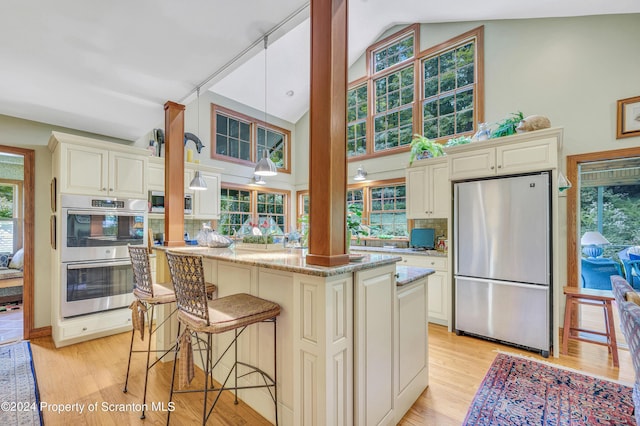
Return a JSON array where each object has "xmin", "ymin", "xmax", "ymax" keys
[
  {"xmin": 581, "ymin": 185, "xmax": 640, "ymax": 258},
  {"xmin": 0, "ymin": 185, "xmax": 14, "ymax": 218}
]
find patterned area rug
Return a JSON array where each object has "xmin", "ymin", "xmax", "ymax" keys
[
  {"xmin": 464, "ymin": 353, "xmax": 635, "ymax": 425},
  {"xmin": 0, "ymin": 341, "xmax": 42, "ymax": 425}
]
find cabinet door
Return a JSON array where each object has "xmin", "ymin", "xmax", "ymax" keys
[
  {"xmin": 61, "ymin": 145, "xmax": 108, "ymax": 195},
  {"xmin": 430, "ymin": 162, "xmax": 450, "ymax": 218},
  {"xmin": 148, "ymin": 161, "xmax": 164, "ymax": 190},
  {"xmin": 448, "ymin": 147, "xmax": 496, "ymax": 180},
  {"xmin": 427, "ymin": 270, "xmax": 448, "ymax": 323},
  {"xmin": 396, "ymin": 280, "xmax": 428, "ymax": 396},
  {"xmin": 497, "ymin": 137, "xmax": 557, "ymax": 175},
  {"xmin": 109, "ymin": 151, "xmax": 148, "ymax": 198},
  {"xmin": 406, "ymin": 166, "xmax": 429, "ymax": 219},
  {"xmin": 193, "ymin": 171, "xmax": 221, "ymax": 219}
]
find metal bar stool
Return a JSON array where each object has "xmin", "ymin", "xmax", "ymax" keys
[
  {"xmin": 165, "ymin": 251, "xmax": 280, "ymax": 426},
  {"xmin": 123, "ymin": 246, "xmax": 217, "ymax": 419},
  {"xmin": 562, "ymin": 286, "xmax": 619, "ymax": 367}
]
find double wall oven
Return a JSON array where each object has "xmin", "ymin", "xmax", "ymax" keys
[{"xmin": 60, "ymin": 194, "xmax": 147, "ymax": 318}]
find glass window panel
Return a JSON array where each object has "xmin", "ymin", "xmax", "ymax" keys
[
  {"xmin": 401, "ymin": 87, "xmax": 413, "ymax": 105},
  {"xmin": 216, "ymin": 114, "xmax": 228, "ymax": 134},
  {"xmin": 440, "ymin": 71, "xmax": 456, "ymax": 92},
  {"xmin": 229, "ymin": 138, "xmax": 239, "ymax": 158},
  {"xmin": 439, "ymin": 114, "xmax": 455, "ymax": 137},
  {"xmin": 424, "ymin": 57, "xmax": 438, "ymax": 79},
  {"xmin": 439, "ymin": 51, "xmax": 455, "ymax": 73},
  {"xmin": 457, "ymin": 43, "xmax": 474, "ymax": 66},
  {"xmin": 240, "ymin": 122, "xmax": 251, "ymax": 141},
  {"xmin": 376, "ymin": 78, "xmax": 387, "ymax": 95},
  {"xmin": 216, "ymin": 135, "xmax": 228, "ymax": 155},
  {"xmin": 229, "ymin": 119, "xmax": 240, "ymax": 138},
  {"xmin": 456, "ymin": 109, "xmax": 474, "ymax": 134},
  {"xmin": 399, "ymin": 107, "xmax": 413, "ymax": 125},
  {"xmin": 357, "ymin": 103, "xmax": 367, "ymax": 120},
  {"xmin": 456, "ymin": 64, "xmax": 474, "ymax": 88},
  {"xmin": 423, "ymin": 99, "xmax": 438, "ymax": 120},
  {"xmin": 424, "ymin": 77, "xmax": 438, "ymax": 98},
  {"xmin": 424, "ymin": 119, "xmax": 438, "ymax": 139},
  {"xmin": 456, "ymin": 88, "xmax": 474, "ymax": 111},
  {"xmin": 439, "ymin": 95, "xmax": 455, "ymax": 115}
]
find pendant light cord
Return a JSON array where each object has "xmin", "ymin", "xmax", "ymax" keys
[{"xmin": 263, "ymin": 35, "xmax": 268, "ymax": 159}]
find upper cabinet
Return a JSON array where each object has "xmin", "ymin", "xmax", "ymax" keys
[
  {"xmin": 447, "ymin": 129, "xmax": 560, "ymax": 181},
  {"xmin": 149, "ymin": 157, "xmax": 222, "ymax": 219},
  {"xmin": 49, "ymin": 132, "xmax": 148, "ymax": 199},
  {"xmin": 406, "ymin": 158, "xmax": 450, "ymax": 219}
]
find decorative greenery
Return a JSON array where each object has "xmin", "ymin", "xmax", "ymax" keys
[
  {"xmin": 490, "ymin": 111, "xmax": 524, "ymax": 138},
  {"xmin": 409, "ymin": 134, "xmax": 445, "ymax": 165},
  {"xmin": 347, "ymin": 203, "xmax": 368, "ymax": 244},
  {"xmin": 242, "ymin": 235, "xmax": 274, "ymax": 244},
  {"xmin": 445, "ymin": 136, "xmax": 472, "ymax": 147},
  {"xmin": 377, "ymin": 234, "xmax": 394, "ymax": 239},
  {"xmin": 298, "ymin": 214, "xmax": 309, "ymax": 247}
]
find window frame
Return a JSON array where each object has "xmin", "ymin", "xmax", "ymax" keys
[
  {"xmin": 220, "ymin": 183, "xmax": 291, "ymax": 236},
  {"xmin": 296, "ymin": 177, "xmax": 407, "ymax": 237},
  {"xmin": 211, "ymin": 104, "xmax": 291, "ymax": 174},
  {"xmin": 417, "ymin": 26, "xmax": 484, "ymax": 142},
  {"xmin": 347, "ymin": 24, "xmax": 484, "ymax": 162}
]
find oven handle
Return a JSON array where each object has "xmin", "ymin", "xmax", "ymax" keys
[
  {"xmin": 66, "ymin": 260, "xmax": 132, "ymax": 270},
  {"xmin": 65, "ymin": 209, "xmax": 146, "ymax": 216}
]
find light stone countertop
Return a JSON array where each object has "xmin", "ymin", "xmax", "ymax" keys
[
  {"xmin": 395, "ymin": 265, "xmax": 435, "ymax": 286},
  {"xmin": 153, "ymin": 245, "xmax": 401, "ymax": 277},
  {"xmin": 350, "ymin": 245, "xmax": 448, "ymax": 257}
]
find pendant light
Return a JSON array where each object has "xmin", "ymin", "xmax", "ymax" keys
[
  {"xmin": 557, "ymin": 171, "xmax": 572, "ymax": 193},
  {"xmin": 254, "ymin": 35, "xmax": 278, "ymax": 177},
  {"xmin": 353, "ymin": 165, "xmax": 367, "ymax": 181},
  {"xmin": 188, "ymin": 87, "xmax": 207, "ymax": 190}
]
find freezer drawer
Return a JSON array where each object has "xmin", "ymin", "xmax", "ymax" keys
[{"xmin": 455, "ymin": 277, "xmax": 549, "ymax": 351}]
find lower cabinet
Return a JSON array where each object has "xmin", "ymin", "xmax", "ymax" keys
[
  {"xmin": 399, "ymin": 254, "xmax": 449, "ymax": 325},
  {"xmin": 395, "ymin": 278, "xmax": 429, "ymax": 423}
]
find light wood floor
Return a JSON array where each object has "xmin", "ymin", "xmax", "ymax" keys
[{"xmin": 29, "ymin": 322, "xmax": 633, "ymax": 426}]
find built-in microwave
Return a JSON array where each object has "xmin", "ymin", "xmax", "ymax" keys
[{"xmin": 149, "ymin": 191, "xmax": 193, "ymax": 214}]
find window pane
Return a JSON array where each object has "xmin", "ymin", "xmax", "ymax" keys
[
  {"xmin": 420, "ymin": 38, "xmax": 477, "ymax": 139},
  {"xmin": 347, "ymin": 84, "xmax": 368, "ymax": 158},
  {"xmin": 214, "ymin": 112, "xmax": 252, "ymax": 161},
  {"xmin": 219, "ymin": 188, "xmax": 252, "ymax": 236},
  {"xmin": 368, "ymin": 184, "xmax": 407, "ymax": 237},
  {"xmin": 373, "ymin": 34, "xmax": 414, "ymax": 73},
  {"xmin": 216, "ymin": 135, "xmax": 228, "ymax": 155}
]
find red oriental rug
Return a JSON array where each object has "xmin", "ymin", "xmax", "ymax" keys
[{"xmin": 463, "ymin": 353, "xmax": 635, "ymax": 425}]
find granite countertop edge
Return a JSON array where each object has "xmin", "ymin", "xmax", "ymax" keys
[
  {"xmin": 350, "ymin": 246, "xmax": 448, "ymax": 257},
  {"xmin": 153, "ymin": 246, "xmax": 402, "ymax": 277},
  {"xmin": 396, "ymin": 265, "xmax": 435, "ymax": 286}
]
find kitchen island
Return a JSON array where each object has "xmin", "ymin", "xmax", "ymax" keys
[{"xmin": 153, "ymin": 246, "xmax": 433, "ymax": 425}]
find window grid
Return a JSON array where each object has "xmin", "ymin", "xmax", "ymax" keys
[
  {"xmin": 215, "ymin": 113, "xmax": 251, "ymax": 161},
  {"xmin": 347, "ymin": 84, "xmax": 368, "ymax": 157},
  {"xmin": 256, "ymin": 191, "xmax": 286, "ymax": 232},
  {"xmin": 257, "ymin": 126, "xmax": 286, "ymax": 169},
  {"xmin": 219, "ymin": 188, "xmax": 252, "ymax": 236},
  {"xmin": 211, "ymin": 105, "xmax": 291, "ymax": 173},
  {"xmin": 421, "ymin": 41, "xmax": 476, "ymax": 140},
  {"xmin": 373, "ymin": 65, "xmax": 414, "ymax": 152},
  {"xmin": 373, "ymin": 34, "xmax": 415, "ymax": 73},
  {"xmin": 369, "ymin": 184, "xmax": 407, "ymax": 237}
]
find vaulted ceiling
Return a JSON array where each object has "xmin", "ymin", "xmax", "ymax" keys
[{"xmin": 0, "ymin": 1, "xmax": 638, "ymax": 141}]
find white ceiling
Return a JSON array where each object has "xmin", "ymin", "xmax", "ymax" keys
[{"xmin": 0, "ymin": 0, "xmax": 638, "ymax": 141}]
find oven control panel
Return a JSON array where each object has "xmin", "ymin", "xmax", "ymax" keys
[{"xmin": 91, "ymin": 199, "xmax": 124, "ymax": 208}]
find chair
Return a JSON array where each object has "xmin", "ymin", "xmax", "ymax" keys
[
  {"xmin": 622, "ymin": 260, "xmax": 640, "ymax": 290},
  {"xmin": 123, "ymin": 246, "xmax": 217, "ymax": 419},
  {"xmin": 580, "ymin": 257, "xmax": 622, "ymax": 290},
  {"xmin": 165, "ymin": 251, "xmax": 280, "ymax": 425}
]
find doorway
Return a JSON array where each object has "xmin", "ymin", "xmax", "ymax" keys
[
  {"xmin": 0, "ymin": 145, "xmax": 34, "ymax": 341},
  {"xmin": 566, "ymin": 147, "xmax": 640, "ymax": 345}
]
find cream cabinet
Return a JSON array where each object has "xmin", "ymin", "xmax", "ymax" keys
[
  {"xmin": 399, "ymin": 254, "xmax": 449, "ymax": 325},
  {"xmin": 406, "ymin": 158, "xmax": 450, "ymax": 219},
  {"xmin": 191, "ymin": 170, "xmax": 221, "ymax": 219},
  {"xmin": 49, "ymin": 132, "xmax": 148, "ymax": 199},
  {"xmin": 448, "ymin": 132, "xmax": 558, "ymax": 181},
  {"xmin": 147, "ymin": 158, "xmax": 222, "ymax": 219},
  {"xmin": 395, "ymin": 277, "xmax": 428, "ymax": 423}
]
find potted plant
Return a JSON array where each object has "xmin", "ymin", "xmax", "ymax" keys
[
  {"xmin": 409, "ymin": 134, "xmax": 445, "ymax": 165},
  {"xmin": 347, "ymin": 203, "xmax": 368, "ymax": 250}
]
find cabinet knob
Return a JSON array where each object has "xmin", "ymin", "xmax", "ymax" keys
[
  {"xmin": 82, "ymin": 327, "xmax": 87, "ymax": 332},
  {"xmin": 498, "ymin": 165, "xmax": 502, "ymax": 169},
  {"xmin": 109, "ymin": 188, "xmax": 114, "ymax": 191},
  {"xmin": 490, "ymin": 166, "xmax": 495, "ymax": 170},
  {"xmin": 101, "ymin": 187, "xmax": 106, "ymax": 191},
  {"xmin": 430, "ymin": 262, "xmax": 435, "ymax": 265}
]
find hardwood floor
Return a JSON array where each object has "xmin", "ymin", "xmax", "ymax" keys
[{"xmin": 29, "ymin": 322, "xmax": 633, "ymax": 425}]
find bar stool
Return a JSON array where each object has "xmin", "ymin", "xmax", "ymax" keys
[
  {"xmin": 123, "ymin": 246, "xmax": 217, "ymax": 419},
  {"xmin": 165, "ymin": 251, "xmax": 280, "ymax": 426},
  {"xmin": 562, "ymin": 286, "xmax": 619, "ymax": 367}
]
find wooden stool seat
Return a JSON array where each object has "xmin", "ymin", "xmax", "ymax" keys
[{"xmin": 562, "ymin": 286, "xmax": 619, "ymax": 367}]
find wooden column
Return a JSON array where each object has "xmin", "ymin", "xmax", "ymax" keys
[
  {"xmin": 306, "ymin": 0, "xmax": 349, "ymax": 267},
  {"xmin": 163, "ymin": 101, "xmax": 186, "ymax": 247}
]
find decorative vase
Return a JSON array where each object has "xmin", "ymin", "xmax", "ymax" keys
[{"xmin": 473, "ymin": 122, "xmax": 490, "ymax": 141}]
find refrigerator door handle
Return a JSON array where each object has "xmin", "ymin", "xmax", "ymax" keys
[{"xmin": 457, "ymin": 277, "xmax": 549, "ymax": 290}]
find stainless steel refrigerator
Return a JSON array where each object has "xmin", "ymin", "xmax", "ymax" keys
[{"xmin": 454, "ymin": 172, "xmax": 551, "ymax": 356}]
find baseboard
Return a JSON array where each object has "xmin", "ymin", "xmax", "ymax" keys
[{"xmin": 29, "ymin": 326, "xmax": 52, "ymax": 339}]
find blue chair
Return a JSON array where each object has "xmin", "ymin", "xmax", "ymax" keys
[
  {"xmin": 581, "ymin": 258, "xmax": 622, "ymax": 290},
  {"xmin": 622, "ymin": 260, "xmax": 640, "ymax": 290}
]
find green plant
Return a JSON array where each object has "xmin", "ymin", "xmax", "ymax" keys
[
  {"xmin": 242, "ymin": 235, "xmax": 274, "ymax": 244},
  {"xmin": 490, "ymin": 111, "xmax": 524, "ymax": 138},
  {"xmin": 409, "ymin": 134, "xmax": 445, "ymax": 165},
  {"xmin": 347, "ymin": 204, "xmax": 368, "ymax": 244},
  {"xmin": 297, "ymin": 214, "xmax": 309, "ymax": 247},
  {"xmin": 445, "ymin": 136, "xmax": 472, "ymax": 147}
]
